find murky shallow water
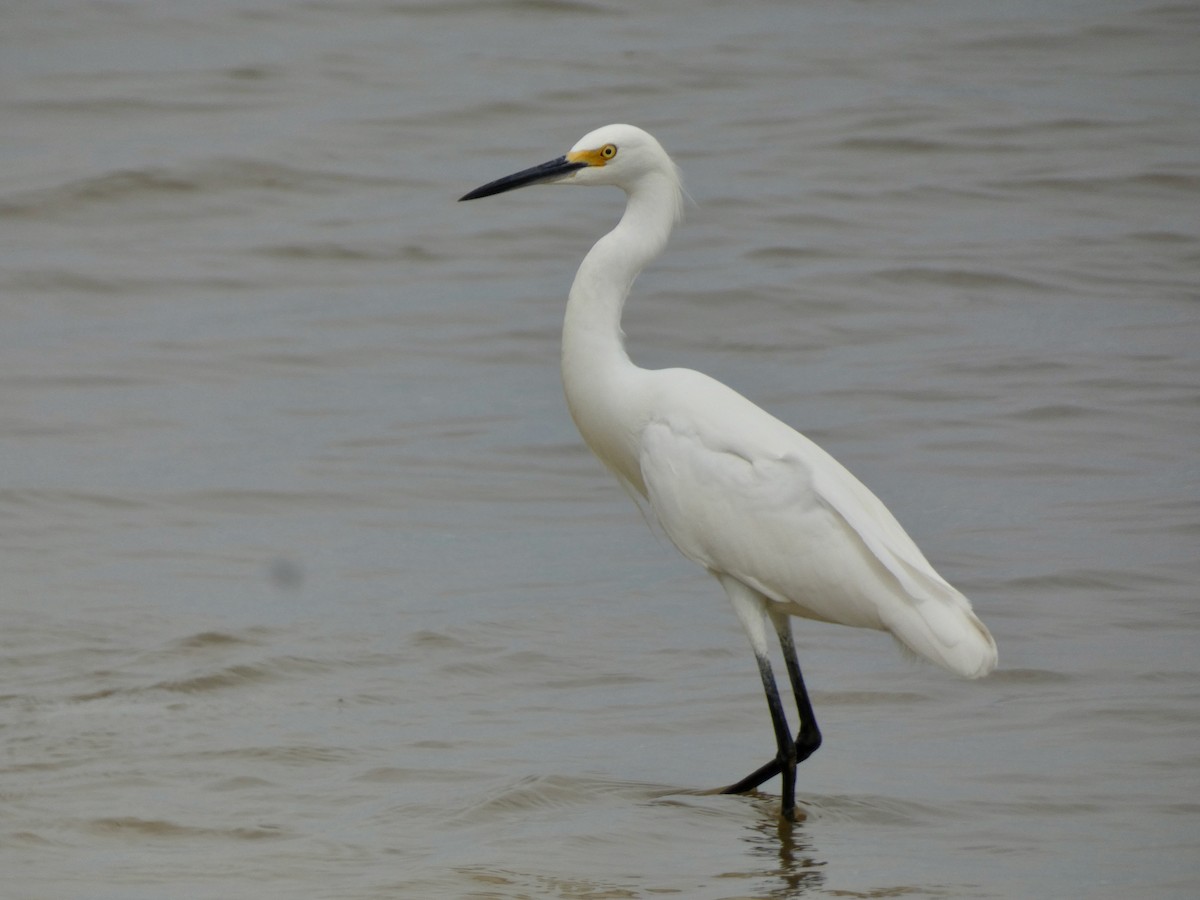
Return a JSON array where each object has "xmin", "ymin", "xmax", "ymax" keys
[{"xmin": 2, "ymin": 1, "xmax": 1198, "ymax": 897}]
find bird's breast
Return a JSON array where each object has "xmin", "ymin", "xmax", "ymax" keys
[{"xmin": 562, "ymin": 365, "xmax": 650, "ymax": 497}]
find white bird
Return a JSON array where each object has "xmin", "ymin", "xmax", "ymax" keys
[{"xmin": 460, "ymin": 124, "xmax": 997, "ymax": 821}]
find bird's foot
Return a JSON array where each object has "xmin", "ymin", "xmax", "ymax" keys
[{"xmin": 719, "ymin": 757, "xmax": 784, "ymax": 795}]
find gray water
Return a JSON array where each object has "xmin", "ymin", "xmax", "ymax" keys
[{"xmin": 2, "ymin": 1, "xmax": 1198, "ymax": 897}]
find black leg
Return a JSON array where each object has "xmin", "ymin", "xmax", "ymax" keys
[
  {"xmin": 774, "ymin": 612, "xmax": 822, "ymax": 764},
  {"xmin": 720, "ymin": 756, "xmax": 784, "ymax": 795},
  {"xmin": 722, "ymin": 651, "xmax": 797, "ymax": 820},
  {"xmin": 722, "ymin": 613, "xmax": 821, "ymax": 799}
]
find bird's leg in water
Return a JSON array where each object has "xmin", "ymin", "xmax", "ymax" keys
[
  {"xmin": 722, "ymin": 613, "xmax": 821, "ymax": 802},
  {"xmin": 722, "ymin": 652, "xmax": 798, "ymax": 820}
]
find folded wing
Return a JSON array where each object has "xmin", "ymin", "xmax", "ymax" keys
[{"xmin": 638, "ymin": 370, "xmax": 997, "ymax": 679}]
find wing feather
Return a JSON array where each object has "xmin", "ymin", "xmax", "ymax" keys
[{"xmin": 637, "ymin": 370, "xmax": 996, "ymax": 678}]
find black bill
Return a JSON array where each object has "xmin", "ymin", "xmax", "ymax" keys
[{"xmin": 459, "ymin": 155, "xmax": 587, "ymax": 201}]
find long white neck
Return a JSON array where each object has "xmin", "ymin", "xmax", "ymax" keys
[{"xmin": 561, "ymin": 170, "xmax": 681, "ymax": 495}]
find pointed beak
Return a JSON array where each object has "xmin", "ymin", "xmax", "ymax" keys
[{"xmin": 459, "ymin": 155, "xmax": 588, "ymax": 201}]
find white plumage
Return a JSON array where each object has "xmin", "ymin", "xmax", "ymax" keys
[{"xmin": 461, "ymin": 123, "xmax": 996, "ymax": 820}]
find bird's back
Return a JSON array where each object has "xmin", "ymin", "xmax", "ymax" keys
[{"xmin": 635, "ymin": 367, "xmax": 997, "ymax": 679}]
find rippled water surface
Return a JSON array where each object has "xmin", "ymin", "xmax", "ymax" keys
[{"xmin": 3, "ymin": 1, "xmax": 1198, "ymax": 897}]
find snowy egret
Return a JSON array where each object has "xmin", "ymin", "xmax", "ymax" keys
[{"xmin": 460, "ymin": 124, "xmax": 997, "ymax": 821}]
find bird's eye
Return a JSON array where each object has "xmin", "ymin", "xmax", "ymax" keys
[{"xmin": 601, "ymin": 144, "xmax": 617, "ymax": 160}]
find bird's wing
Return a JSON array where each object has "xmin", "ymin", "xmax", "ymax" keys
[
  {"xmin": 804, "ymin": 441, "xmax": 997, "ymax": 676},
  {"xmin": 637, "ymin": 371, "xmax": 995, "ymax": 676}
]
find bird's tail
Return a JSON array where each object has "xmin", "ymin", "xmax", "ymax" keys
[{"xmin": 880, "ymin": 557, "xmax": 998, "ymax": 679}]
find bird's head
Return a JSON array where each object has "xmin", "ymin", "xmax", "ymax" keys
[{"xmin": 459, "ymin": 124, "xmax": 680, "ymax": 203}]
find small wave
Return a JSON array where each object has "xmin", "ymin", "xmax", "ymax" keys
[
  {"xmin": 799, "ymin": 792, "xmax": 945, "ymax": 826},
  {"xmin": 194, "ymin": 745, "xmax": 353, "ymax": 765},
  {"xmin": 832, "ymin": 136, "xmax": 1012, "ymax": 155},
  {"xmin": 149, "ymin": 665, "xmax": 277, "ymax": 694},
  {"xmin": 0, "ymin": 488, "xmax": 153, "ymax": 512},
  {"xmin": 452, "ymin": 865, "xmax": 643, "ymax": 900},
  {"xmin": 0, "ymin": 159, "xmax": 398, "ymax": 221},
  {"xmin": 12, "ymin": 97, "xmax": 235, "ymax": 117},
  {"xmin": 251, "ymin": 241, "xmax": 443, "ymax": 263},
  {"xmin": 1001, "ymin": 568, "xmax": 1178, "ymax": 594},
  {"xmin": 408, "ymin": 628, "xmax": 474, "ymax": 650},
  {"xmin": 171, "ymin": 630, "xmax": 267, "ymax": 651},
  {"xmin": 208, "ymin": 775, "xmax": 276, "ymax": 791},
  {"xmin": 5, "ymin": 831, "xmax": 57, "ymax": 848},
  {"xmin": 820, "ymin": 689, "xmax": 930, "ymax": 706},
  {"xmin": 456, "ymin": 774, "xmax": 666, "ymax": 819},
  {"xmin": 157, "ymin": 653, "xmax": 337, "ymax": 694},
  {"xmin": 988, "ymin": 667, "xmax": 1073, "ymax": 686},
  {"xmin": 354, "ymin": 765, "xmax": 469, "ymax": 784},
  {"xmin": 371, "ymin": 0, "xmax": 610, "ymax": 20},
  {"xmin": 959, "ymin": 117, "xmax": 1119, "ymax": 138},
  {"xmin": 745, "ymin": 245, "xmax": 848, "ymax": 262},
  {"xmin": 4, "ymin": 268, "xmax": 255, "ymax": 296},
  {"xmin": 0, "ymin": 169, "xmax": 197, "ymax": 219},
  {"xmin": 978, "ymin": 798, "xmax": 1108, "ymax": 818},
  {"xmin": 1127, "ymin": 230, "xmax": 1197, "ymax": 244},
  {"xmin": 1004, "ymin": 402, "xmax": 1102, "ymax": 422},
  {"xmin": 543, "ymin": 671, "xmax": 654, "ymax": 689},
  {"xmin": 66, "ymin": 665, "xmax": 278, "ymax": 701},
  {"xmin": 870, "ymin": 266, "xmax": 1055, "ymax": 293},
  {"xmin": 64, "ymin": 635, "xmax": 333, "ymax": 701},
  {"xmin": 986, "ymin": 170, "xmax": 1200, "ymax": 197},
  {"xmin": 163, "ymin": 488, "xmax": 373, "ymax": 514},
  {"xmin": 960, "ymin": 23, "xmax": 1151, "ymax": 54},
  {"xmin": 86, "ymin": 817, "xmax": 288, "ymax": 841}
]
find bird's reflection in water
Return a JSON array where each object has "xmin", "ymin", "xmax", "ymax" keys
[{"xmin": 738, "ymin": 799, "xmax": 827, "ymax": 897}]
